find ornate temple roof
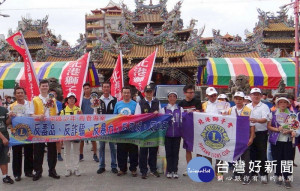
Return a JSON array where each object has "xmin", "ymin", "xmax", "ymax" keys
[
  {"xmin": 23, "ymin": 30, "xmax": 42, "ymax": 38},
  {"xmin": 208, "ymin": 6, "xmax": 295, "ymax": 58},
  {"xmin": 132, "ymin": 14, "xmax": 164, "ymax": 23},
  {"xmin": 98, "ymin": 45, "xmax": 198, "ymax": 69},
  {"xmin": 263, "ymin": 38, "xmax": 295, "ymax": 44},
  {"xmin": 264, "ymin": 23, "xmax": 294, "ymax": 32},
  {"xmin": 92, "ymin": 0, "xmax": 207, "ymax": 70}
]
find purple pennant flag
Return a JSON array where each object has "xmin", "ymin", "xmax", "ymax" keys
[
  {"xmin": 182, "ymin": 112, "xmax": 194, "ymax": 152},
  {"xmin": 233, "ymin": 116, "xmax": 250, "ymax": 161}
]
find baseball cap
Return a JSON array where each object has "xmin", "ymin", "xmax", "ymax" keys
[
  {"xmin": 250, "ymin": 87, "xmax": 262, "ymax": 94},
  {"xmin": 233, "ymin": 91, "xmax": 245, "ymax": 98},
  {"xmin": 144, "ymin": 85, "xmax": 153, "ymax": 92},
  {"xmin": 67, "ymin": 92, "xmax": 76, "ymax": 99},
  {"xmin": 217, "ymin": 94, "xmax": 228, "ymax": 99},
  {"xmin": 206, "ymin": 87, "xmax": 218, "ymax": 96},
  {"xmin": 167, "ymin": 91, "xmax": 178, "ymax": 97},
  {"xmin": 244, "ymin": 96, "xmax": 252, "ymax": 102},
  {"xmin": 275, "ymin": 97, "xmax": 290, "ymax": 105}
]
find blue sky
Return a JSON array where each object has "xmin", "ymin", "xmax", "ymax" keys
[{"xmin": 0, "ymin": 0, "xmax": 292, "ymax": 45}]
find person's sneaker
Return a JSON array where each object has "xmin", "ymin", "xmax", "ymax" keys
[
  {"xmin": 284, "ymin": 180, "xmax": 292, "ymax": 189},
  {"xmin": 166, "ymin": 172, "xmax": 172, "ymax": 179},
  {"xmin": 276, "ymin": 176, "xmax": 283, "ymax": 186},
  {"xmin": 261, "ymin": 175, "xmax": 268, "ymax": 184},
  {"xmin": 97, "ymin": 168, "xmax": 105, "ymax": 174},
  {"xmin": 14, "ymin": 176, "xmax": 21, "ymax": 181},
  {"xmin": 74, "ymin": 170, "xmax": 81, "ymax": 176},
  {"xmin": 150, "ymin": 171, "xmax": 160, "ymax": 177},
  {"xmin": 173, "ymin": 172, "xmax": 179, "ymax": 179},
  {"xmin": 131, "ymin": 171, "xmax": 137, "ymax": 177},
  {"xmin": 183, "ymin": 171, "xmax": 187, "ymax": 176},
  {"xmin": 79, "ymin": 154, "xmax": 84, "ymax": 161},
  {"xmin": 117, "ymin": 171, "xmax": 126, "ymax": 176},
  {"xmin": 93, "ymin": 154, "xmax": 99, "ymax": 162},
  {"xmin": 57, "ymin": 153, "xmax": 63, "ymax": 161},
  {"xmin": 242, "ymin": 179, "xmax": 251, "ymax": 185},
  {"xmin": 141, "ymin": 173, "xmax": 147, "ymax": 179},
  {"xmin": 3, "ymin": 176, "xmax": 14, "ymax": 184},
  {"xmin": 65, "ymin": 169, "xmax": 72, "ymax": 177},
  {"xmin": 111, "ymin": 168, "xmax": 118, "ymax": 174}
]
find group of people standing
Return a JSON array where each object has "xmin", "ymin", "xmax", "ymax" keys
[
  {"xmin": 0, "ymin": 81, "xmax": 299, "ymax": 189},
  {"xmin": 202, "ymin": 86, "xmax": 298, "ymax": 189}
]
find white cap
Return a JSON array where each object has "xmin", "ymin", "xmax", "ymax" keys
[
  {"xmin": 217, "ymin": 94, "xmax": 228, "ymax": 99},
  {"xmin": 250, "ymin": 87, "xmax": 261, "ymax": 94},
  {"xmin": 206, "ymin": 87, "xmax": 218, "ymax": 96},
  {"xmin": 233, "ymin": 91, "xmax": 245, "ymax": 98},
  {"xmin": 167, "ymin": 91, "xmax": 178, "ymax": 97},
  {"xmin": 67, "ymin": 92, "xmax": 76, "ymax": 99},
  {"xmin": 244, "ymin": 96, "xmax": 252, "ymax": 102},
  {"xmin": 275, "ymin": 97, "xmax": 290, "ymax": 105}
]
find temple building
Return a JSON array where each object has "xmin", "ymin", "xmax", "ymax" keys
[
  {"xmin": 207, "ymin": 7, "xmax": 295, "ymax": 58},
  {"xmin": 91, "ymin": 0, "xmax": 207, "ymax": 85},
  {"xmin": 85, "ymin": 0, "xmax": 122, "ymax": 52},
  {"xmin": 0, "ymin": 16, "xmax": 85, "ymax": 62}
]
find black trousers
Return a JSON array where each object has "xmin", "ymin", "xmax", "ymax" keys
[
  {"xmin": 12, "ymin": 144, "xmax": 33, "ymax": 177},
  {"xmin": 33, "ymin": 142, "xmax": 57, "ymax": 174},
  {"xmin": 165, "ymin": 137, "xmax": 181, "ymax": 173},
  {"xmin": 139, "ymin": 146, "xmax": 158, "ymax": 174},
  {"xmin": 271, "ymin": 141, "xmax": 293, "ymax": 180},
  {"xmin": 117, "ymin": 143, "xmax": 138, "ymax": 172},
  {"xmin": 250, "ymin": 131, "xmax": 268, "ymax": 176},
  {"xmin": 233, "ymin": 148, "xmax": 251, "ymax": 178}
]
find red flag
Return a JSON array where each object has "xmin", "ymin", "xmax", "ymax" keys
[
  {"xmin": 128, "ymin": 49, "xmax": 157, "ymax": 93},
  {"xmin": 110, "ymin": 51, "xmax": 124, "ymax": 101},
  {"xmin": 60, "ymin": 52, "xmax": 90, "ymax": 107},
  {"xmin": 6, "ymin": 31, "xmax": 40, "ymax": 101}
]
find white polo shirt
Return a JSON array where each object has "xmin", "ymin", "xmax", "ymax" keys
[
  {"xmin": 247, "ymin": 101, "xmax": 270, "ymax": 132},
  {"xmin": 205, "ymin": 101, "xmax": 218, "ymax": 114},
  {"xmin": 8, "ymin": 100, "xmax": 34, "ymax": 116}
]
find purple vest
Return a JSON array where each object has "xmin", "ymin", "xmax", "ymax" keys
[
  {"xmin": 269, "ymin": 111, "xmax": 280, "ymax": 145},
  {"xmin": 164, "ymin": 106, "xmax": 182, "ymax": 137}
]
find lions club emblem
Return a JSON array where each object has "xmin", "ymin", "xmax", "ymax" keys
[
  {"xmin": 201, "ymin": 124, "xmax": 230, "ymax": 150},
  {"xmin": 12, "ymin": 124, "xmax": 31, "ymax": 141},
  {"xmin": 13, "ymin": 35, "xmax": 25, "ymax": 49}
]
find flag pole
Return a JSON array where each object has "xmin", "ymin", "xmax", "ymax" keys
[
  {"xmin": 147, "ymin": 47, "xmax": 158, "ymax": 85},
  {"xmin": 120, "ymin": 50, "xmax": 124, "ymax": 87}
]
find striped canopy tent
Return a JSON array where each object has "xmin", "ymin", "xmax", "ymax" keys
[
  {"xmin": 204, "ymin": 58, "xmax": 297, "ymax": 89},
  {"xmin": 0, "ymin": 61, "xmax": 100, "ymax": 89}
]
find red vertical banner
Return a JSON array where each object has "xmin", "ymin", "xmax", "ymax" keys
[
  {"xmin": 60, "ymin": 52, "xmax": 90, "ymax": 107},
  {"xmin": 6, "ymin": 31, "xmax": 40, "ymax": 101},
  {"xmin": 128, "ymin": 49, "xmax": 157, "ymax": 93},
  {"xmin": 110, "ymin": 51, "xmax": 124, "ymax": 101}
]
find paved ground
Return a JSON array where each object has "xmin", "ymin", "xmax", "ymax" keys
[{"xmin": 1, "ymin": 142, "xmax": 299, "ymax": 191}]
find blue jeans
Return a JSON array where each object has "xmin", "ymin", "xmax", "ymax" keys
[{"xmin": 99, "ymin": 141, "xmax": 117, "ymax": 169}]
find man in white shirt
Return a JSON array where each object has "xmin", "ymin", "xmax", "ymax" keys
[
  {"xmin": 202, "ymin": 87, "xmax": 219, "ymax": 113},
  {"xmin": 8, "ymin": 87, "xmax": 34, "ymax": 182},
  {"xmin": 247, "ymin": 87, "xmax": 270, "ymax": 184}
]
